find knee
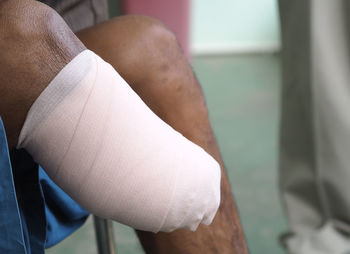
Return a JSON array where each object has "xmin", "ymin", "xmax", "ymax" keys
[
  {"xmin": 0, "ymin": 0, "xmax": 84, "ymax": 62},
  {"xmin": 124, "ymin": 15, "xmax": 180, "ymax": 56},
  {"xmin": 0, "ymin": 0, "xmax": 85, "ymax": 149},
  {"xmin": 113, "ymin": 15, "xmax": 180, "ymax": 59},
  {"xmin": 0, "ymin": 0, "xmax": 85, "ymax": 96},
  {"xmin": 121, "ymin": 16, "xmax": 184, "ymax": 82},
  {"xmin": 80, "ymin": 15, "xmax": 186, "ymax": 85},
  {"xmin": 0, "ymin": 0, "xmax": 56, "ymax": 36}
]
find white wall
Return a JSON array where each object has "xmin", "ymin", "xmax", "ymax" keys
[{"xmin": 191, "ymin": 0, "xmax": 281, "ymax": 55}]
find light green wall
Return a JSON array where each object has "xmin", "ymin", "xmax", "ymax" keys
[{"xmin": 191, "ymin": 0, "xmax": 281, "ymax": 54}]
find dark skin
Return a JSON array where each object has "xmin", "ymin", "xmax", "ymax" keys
[
  {"xmin": 0, "ymin": 1, "xmax": 248, "ymax": 253},
  {"xmin": 0, "ymin": 0, "xmax": 85, "ymax": 148}
]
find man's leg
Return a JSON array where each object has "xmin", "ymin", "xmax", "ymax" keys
[
  {"xmin": 0, "ymin": 0, "xmax": 85, "ymax": 149},
  {"xmin": 2, "ymin": 0, "xmax": 221, "ymax": 237},
  {"xmin": 77, "ymin": 15, "xmax": 248, "ymax": 254},
  {"xmin": 279, "ymin": 0, "xmax": 350, "ymax": 253}
]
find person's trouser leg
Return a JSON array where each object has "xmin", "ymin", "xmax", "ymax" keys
[{"xmin": 280, "ymin": 0, "xmax": 350, "ymax": 253}]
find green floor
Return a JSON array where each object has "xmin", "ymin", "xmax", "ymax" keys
[{"xmin": 47, "ymin": 53, "xmax": 287, "ymax": 254}]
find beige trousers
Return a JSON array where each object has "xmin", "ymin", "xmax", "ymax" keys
[{"xmin": 280, "ymin": 0, "xmax": 350, "ymax": 253}]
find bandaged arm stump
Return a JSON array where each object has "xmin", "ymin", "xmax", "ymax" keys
[{"xmin": 18, "ymin": 50, "xmax": 221, "ymax": 232}]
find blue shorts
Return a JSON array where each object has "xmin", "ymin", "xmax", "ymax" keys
[{"xmin": 0, "ymin": 117, "xmax": 89, "ymax": 254}]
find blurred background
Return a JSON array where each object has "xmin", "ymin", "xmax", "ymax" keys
[{"xmin": 48, "ymin": 0, "xmax": 286, "ymax": 253}]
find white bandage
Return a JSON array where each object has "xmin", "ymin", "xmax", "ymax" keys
[{"xmin": 18, "ymin": 50, "xmax": 221, "ymax": 232}]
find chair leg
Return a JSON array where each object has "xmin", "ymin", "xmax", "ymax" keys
[{"xmin": 94, "ymin": 216, "xmax": 117, "ymax": 254}]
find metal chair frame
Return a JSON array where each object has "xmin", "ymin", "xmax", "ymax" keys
[{"xmin": 94, "ymin": 216, "xmax": 117, "ymax": 254}]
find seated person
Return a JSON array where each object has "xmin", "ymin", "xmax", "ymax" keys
[{"xmin": 0, "ymin": 0, "xmax": 248, "ymax": 253}]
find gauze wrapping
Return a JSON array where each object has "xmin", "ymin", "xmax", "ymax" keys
[{"xmin": 18, "ymin": 50, "xmax": 221, "ymax": 232}]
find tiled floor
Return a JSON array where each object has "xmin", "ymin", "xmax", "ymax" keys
[{"xmin": 46, "ymin": 53, "xmax": 287, "ymax": 254}]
